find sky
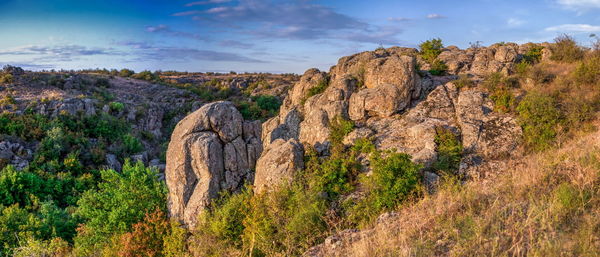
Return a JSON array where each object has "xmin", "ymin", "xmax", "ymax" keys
[{"xmin": 0, "ymin": 0, "xmax": 599, "ymax": 73}]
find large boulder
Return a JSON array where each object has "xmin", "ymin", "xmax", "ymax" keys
[
  {"xmin": 165, "ymin": 101, "xmax": 262, "ymax": 227},
  {"xmin": 253, "ymin": 138, "xmax": 304, "ymax": 194}
]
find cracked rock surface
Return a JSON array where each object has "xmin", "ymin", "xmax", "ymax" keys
[{"xmin": 165, "ymin": 101, "xmax": 262, "ymax": 227}]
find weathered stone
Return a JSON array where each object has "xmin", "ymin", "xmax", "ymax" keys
[
  {"xmin": 105, "ymin": 154, "xmax": 121, "ymax": 171},
  {"xmin": 254, "ymin": 138, "xmax": 304, "ymax": 194},
  {"xmin": 166, "ymin": 101, "xmax": 261, "ymax": 227}
]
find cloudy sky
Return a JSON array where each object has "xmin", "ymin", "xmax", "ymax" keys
[{"xmin": 0, "ymin": 0, "xmax": 599, "ymax": 73}]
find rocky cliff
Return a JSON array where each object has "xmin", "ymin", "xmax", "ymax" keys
[{"xmin": 166, "ymin": 43, "xmax": 528, "ymax": 227}]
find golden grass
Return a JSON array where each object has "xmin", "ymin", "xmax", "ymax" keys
[{"xmin": 319, "ymin": 122, "xmax": 600, "ymax": 257}]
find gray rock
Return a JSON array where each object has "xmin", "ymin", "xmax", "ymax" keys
[
  {"xmin": 254, "ymin": 138, "xmax": 304, "ymax": 194},
  {"xmin": 105, "ymin": 154, "xmax": 122, "ymax": 171},
  {"xmin": 165, "ymin": 101, "xmax": 261, "ymax": 227}
]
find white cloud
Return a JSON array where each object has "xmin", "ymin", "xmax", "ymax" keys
[
  {"xmin": 387, "ymin": 17, "xmax": 411, "ymax": 22},
  {"xmin": 426, "ymin": 14, "xmax": 446, "ymax": 19},
  {"xmin": 185, "ymin": 0, "xmax": 230, "ymax": 7},
  {"xmin": 545, "ymin": 23, "xmax": 600, "ymax": 32},
  {"xmin": 206, "ymin": 7, "xmax": 228, "ymax": 13},
  {"xmin": 507, "ymin": 18, "xmax": 525, "ymax": 27},
  {"xmin": 557, "ymin": 0, "xmax": 600, "ymax": 10}
]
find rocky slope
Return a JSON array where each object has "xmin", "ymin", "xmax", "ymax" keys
[
  {"xmin": 0, "ymin": 67, "xmax": 294, "ymax": 174},
  {"xmin": 166, "ymin": 43, "xmax": 530, "ymax": 227}
]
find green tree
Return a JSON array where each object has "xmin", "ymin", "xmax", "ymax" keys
[{"xmin": 74, "ymin": 161, "xmax": 167, "ymax": 255}]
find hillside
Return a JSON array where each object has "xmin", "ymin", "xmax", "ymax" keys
[{"xmin": 0, "ymin": 36, "xmax": 599, "ymax": 256}]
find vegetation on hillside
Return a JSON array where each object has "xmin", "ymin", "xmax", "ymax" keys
[{"xmin": 2, "ymin": 35, "xmax": 600, "ymax": 256}]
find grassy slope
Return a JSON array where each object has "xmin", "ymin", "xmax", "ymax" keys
[{"xmin": 322, "ymin": 121, "xmax": 600, "ymax": 257}]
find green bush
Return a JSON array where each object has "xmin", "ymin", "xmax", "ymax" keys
[
  {"xmin": 522, "ymin": 45, "xmax": 544, "ymax": 64},
  {"xmin": 132, "ymin": 70, "xmax": 160, "ymax": 82},
  {"xmin": 0, "ymin": 205, "xmax": 43, "ymax": 256},
  {"xmin": 419, "ymin": 38, "xmax": 444, "ymax": 63},
  {"xmin": 550, "ymin": 34, "xmax": 584, "ymax": 63},
  {"xmin": 328, "ymin": 116, "xmax": 354, "ymax": 156},
  {"xmin": 255, "ymin": 95, "xmax": 281, "ymax": 113},
  {"xmin": 195, "ymin": 189, "xmax": 252, "ymax": 247},
  {"xmin": 516, "ymin": 93, "xmax": 562, "ymax": 151},
  {"xmin": 515, "ymin": 61, "xmax": 530, "ymax": 75},
  {"xmin": 573, "ymin": 56, "xmax": 600, "ymax": 85},
  {"xmin": 109, "ymin": 101, "xmax": 125, "ymax": 113},
  {"xmin": 347, "ymin": 151, "xmax": 422, "ymax": 226},
  {"xmin": 122, "ymin": 133, "xmax": 144, "ymax": 154},
  {"xmin": 119, "ymin": 69, "xmax": 135, "ymax": 77},
  {"xmin": 0, "ymin": 165, "xmax": 44, "ymax": 206},
  {"xmin": 74, "ymin": 161, "xmax": 167, "ymax": 255},
  {"xmin": 429, "ymin": 59, "xmax": 448, "ymax": 75},
  {"xmin": 0, "ymin": 73, "xmax": 13, "ymax": 84},
  {"xmin": 432, "ymin": 126, "xmax": 463, "ymax": 174},
  {"xmin": 302, "ymin": 77, "xmax": 330, "ymax": 104},
  {"xmin": 490, "ymin": 88, "xmax": 515, "ymax": 113}
]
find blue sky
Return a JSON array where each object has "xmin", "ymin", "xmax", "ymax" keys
[{"xmin": 0, "ymin": 0, "xmax": 599, "ymax": 73}]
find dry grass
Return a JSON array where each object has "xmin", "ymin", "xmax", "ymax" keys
[{"xmin": 319, "ymin": 122, "xmax": 600, "ymax": 257}]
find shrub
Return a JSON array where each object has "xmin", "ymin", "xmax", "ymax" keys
[
  {"xmin": 329, "ymin": 116, "xmax": 354, "ymax": 155},
  {"xmin": 0, "ymin": 94, "xmax": 16, "ymax": 107},
  {"xmin": 0, "ymin": 205, "xmax": 43, "ymax": 256},
  {"xmin": 255, "ymin": 95, "xmax": 281, "ymax": 114},
  {"xmin": 195, "ymin": 189, "xmax": 252, "ymax": 248},
  {"xmin": 483, "ymin": 73, "xmax": 517, "ymax": 112},
  {"xmin": 490, "ymin": 88, "xmax": 516, "ymax": 113},
  {"xmin": 0, "ymin": 73, "xmax": 13, "ymax": 84},
  {"xmin": 550, "ymin": 34, "xmax": 584, "ymax": 63},
  {"xmin": 121, "ymin": 134, "xmax": 144, "ymax": 154},
  {"xmin": 74, "ymin": 161, "xmax": 167, "ymax": 254},
  {"xmin": 516, "ymin": 93, "xmax": 562, "ymax": 151},
  {"xmin": 0, "ymin": 165, "xmax": 44, "ymax": 206},
  {"xmin": 132, "ymin": 71, "xmax": 160, "ymax": 82},
  {"xmin": 573, "ymin": 55, "xmax": 600, "ymax": 85},
  {"xmin": 429, "ymin": 59, "xmax": 448, "ymax": 75},
  {"xmin": 419, "ymin": 38, "xmax": 444, "ymax": 63},
  {"xmin": 236, "ymin": 101, "xmax": 263, "ymax": 120},
  {"xmin": 302, "ymin": 77, "xmax": 330, "ymax": 104},
  {"xmin": 108, "ymin": 210, "xmax": 187, "ymax": 257},
  {"xmin": 452, "ymin": 74, "xmax": 474, "ymax": 89},
  {"xmin": 347, "ymin": 151, "xmax": 422, "ymax": 226},
  {"xmin": 119, "ymin": 69, "xmax": 135, "ymax": 77},
  {"xmin": 522, "ymin": 45, "xmax": 544, "ymax": 64},
  {"xmin": 109, "ymin": 101, "xmax": 125, "ymax": 113},
  {"xmin": 432, "ymin": 126, "xmax": 463, "ymax": 174},
  {"xmin": 515, "ymin": 61, "xmax": 530, "ymax": 75}
]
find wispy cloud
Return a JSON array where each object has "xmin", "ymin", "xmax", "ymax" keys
[
  {"xmin": 545, "ymin": 23, "xmax": 600, "ymax": 32},
  {"xmin": 426, "ymin": 14, "xmax": 446, "ymax": 19},
  {"xmin": 387, "ymin": 17, "xmax": 411, "ymax": 22},
  {"xmin": 507, "ymin": 18, "xmax": 525, "ymax": 27},
  {"xmin": 179, "ymin": 0, "xmax": 403, "ymax": 45},
  {"xmin": 218, "ymin": 40, "xmax": 254, "ymax": 49},
  {"xmin": 145, "ymin": 24, "xmax": 208, "ymax": 41},
  {"xmin": 0, "ymin": 63, "xmax": 55, "ymax": 70},
  {"xmin": 135, "ymin": 47, "xmax": 265, "ymax": 63},
  {"xmin": 172, "ymin": 10, "xmax": 201, "ymax": 16},
  {"xmin": 556, "ymin": 0, "xmax": 600, "ymax": 11},
  {"xmin": 185, "ymin": 0, "xmax": 230, "ymax": 7},
  {"xmin": 0, "ymin": 45, "xmax": 120, "ymax": 62}
]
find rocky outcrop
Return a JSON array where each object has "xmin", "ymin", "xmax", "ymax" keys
[
  {"xmin": 255, "ymin": 44, "xmax": 524, "ymax": 193},
  {"xmin": 165, "ymin": 101, "xmax": 262, "ymax": 227},
  {"xmin": 0, "ymin": 141, "xmax": 32, "ymax": 170},
  {"xmin": 436, "ymin": 43, "xmax": 523, "ymax": 76},
  {"xmin": 253, "ymin": 138, "xmax": 304, "ymax": 194}
]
